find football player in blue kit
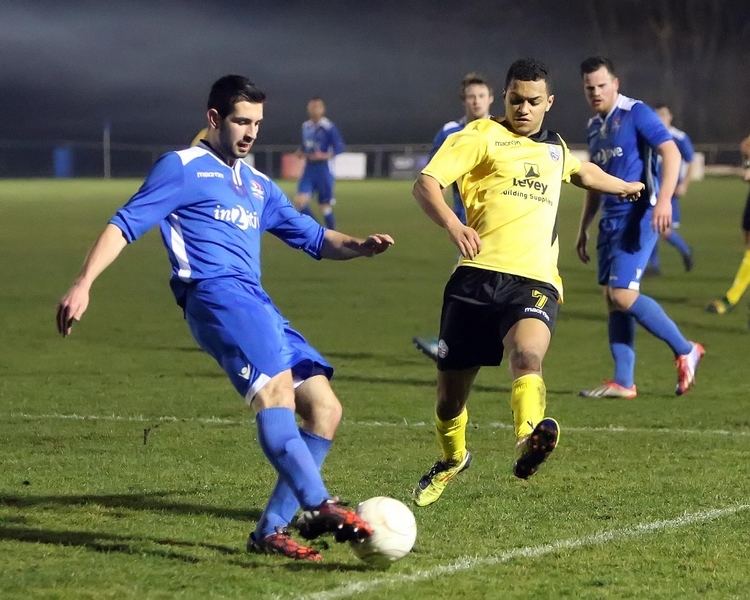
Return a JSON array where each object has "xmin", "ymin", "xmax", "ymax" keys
[
  {"xmin": 575, "ymin": 57, "xmax": 705, "ymax": 399},
  {"xmin": 646, "ymin": 103, "xmax": 695, "ymax": 275},
  {"xmin": 412, "ymin": 73, "xmax": 494, "ymax": 361},
  {"xmin": 56, "ymin": 75, "xmax": 393, "ymax": 562},
  {"xmin": 294, "ymin": 97, "xmax": 345, "ymax": 230}
]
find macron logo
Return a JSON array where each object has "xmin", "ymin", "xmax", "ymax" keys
[{"xmin": 197, "ymin": 171, "xmax": 225, "ymax": 179}]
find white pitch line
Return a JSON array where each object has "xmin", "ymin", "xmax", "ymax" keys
[
  {"xmin": 5, "ymin": 412, "xmax": 750, "ymax": 438},
  {"xmin": 297, "ymin": 504, "xmax": 750, "ymax": 600}
]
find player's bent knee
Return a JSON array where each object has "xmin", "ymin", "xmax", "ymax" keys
[
  {"xmin": 310, "ymin": 395, "xmax": 342, "ymax": 430},
  {"xmin": 608, "ymin": 288, "xmax": 638, "ymax": 312},
  {"xmin": 509, "ymin": 349, "xmax": 543, "ymax": 373}
]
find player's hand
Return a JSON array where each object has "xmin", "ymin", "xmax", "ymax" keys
[
  {"xmin": 360, "ymin": 234, "xmax": 394, "ymax": 256},
  {"xmin": 744, "ymin": 168, "xmax": 750, "ymax": 183},
  {"xmin": 56, "ymin": 282, "xmax": 90, "ymax": 337},
  {"xmin": 617, "ymin": 181, "xmax": 644, "ymax": 202},
  {"xmin": 576, "ymin": 231, "xmax": 590, "ymax": 264},
  {"xmin": 447, "ymin": 223, "xmax": 481, "ymax": 259},
  {"xmin": 652, "ymin": 201, "xmax": 672, "ymax": 234}
]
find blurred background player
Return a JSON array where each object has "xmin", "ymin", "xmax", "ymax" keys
[
  {"xmin": 645, "ymin": 102, "xmax": 695, "ymax": 275},
  {"xmin": 294, "ymin": 97, "xmax": 345, "ymax": 230},
  {"xmin": 413, "ymin": 72, "xmax": 495, "ymax": 360},
  {"xmin": 705, "ymin": 133, "xmax": 750, "ymax": 316},
  {"xmin": 576, "ymin": 57, "xmax": 705, "ymax": 400},
  {"xmin": 410, "ymin": 58, "xmax": 644, "ymax": 507},
  {"xmin": 56, "ymin": 75, "xmax": 394, "ymax": 562}
]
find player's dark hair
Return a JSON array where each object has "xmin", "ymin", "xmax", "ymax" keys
[
  {"xmin": 460, "ymin": 72, "xmax": 493, "ymax": 99},
  {"xmin": 308, "ymin": 96, "xmax": 324, "ymax": 103},
  {"xmin": 653, "ymin": 102, "xmax": 670, "ymax": 111},
  {"xmin": 580, "ymin": 56, "xmax": 616, "ymax": 77},
  {"xmin": 208, "ymin": 75, "xmax": 266, "ymax": 119},
  {"xmin": 503, "ymin": 59, "xmax": 552, "ymax": 94}
]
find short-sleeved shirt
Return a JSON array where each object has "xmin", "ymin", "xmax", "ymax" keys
[
  {"xmin": 586, "ymin": 94, "xmax": 672, "ymax": 216},
  {"xmin": 110, "ymin": 142, "xmax": 325, "ymax": 305},
  {"xmin": 667, "ymin": 125, "xmax": 694, "ymax": 186},
  {"xmin": 421, "ymin": 118, "xmax": 581, "ymax": 298},
  {"xmin": 301, "ymin": 117, "xmax": 345, "ymax": 158}
]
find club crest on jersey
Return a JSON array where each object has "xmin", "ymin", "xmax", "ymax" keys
[
  {"xmin": 547, "ymin": 145, "xmax": 561, "ymax": 162},
  {"xmin": 250, "ymin": 180, "xmax": 265, "ymax": 201},
  {"xmin": 213, "ymin": 204, "xmax": 260, "ymax": 231}
]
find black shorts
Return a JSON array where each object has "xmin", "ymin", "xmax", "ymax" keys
[
  {"xmin": 436, "ymin": 267, "xmax": 560, "ymax": 371},
  {"xmin": 742, "ymin": 189, "xmax": 750, "ymax": 232}
]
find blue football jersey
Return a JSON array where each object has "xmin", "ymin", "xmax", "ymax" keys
[
  {"xmin": 301, "ymin": 117, "xmax": 345, "ymax": 156},
  {"xmin": 430, "ymin": 117, "xmax": 467, "ymax": 158},
  {"xmin": 586, "ymin": 94, "xmax": 672, "ymax": 215},
  {"xmin": 110, "ymin": 143, "xmax": 325, "ymax": 303},
  {"xmin": 668, "ymin": 125, "xmax": 694, "ymax": 184}
]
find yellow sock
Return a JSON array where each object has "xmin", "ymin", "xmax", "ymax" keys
[
  {"xmin": 726, "ymin": 249, "xmax": 750, "ymax": 306},
  {"xmin": 435, "ymin": 408, "xmax": 468, "ymax": 463},
  {"xmin": 510, "ymin": 374, "xmax": 546, "ymax": 440}
]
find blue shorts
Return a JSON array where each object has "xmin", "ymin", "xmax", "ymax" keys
[
  {"xmin": 597, "ymin": 207, "xmax": 658, "ymax": 290},
  {"xmin": 183, "ymin": 277, "xmax": 333, "ymax": 401},
  {"xmin": 671, "ymin": 196, "xmax": 681, "ymax": 228},
  {"xmin": 298, "ymin": 162, "xmax": 335, "ymax": 204}
]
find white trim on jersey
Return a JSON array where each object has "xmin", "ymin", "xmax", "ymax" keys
[
  {"xmin": 231, "ymin": 160, "xmax": 243, "ymax": 187},
  {"xmin": 167, "ymin": 213, "xmax": 192, "ymax": 281},
  {"xmin": 176, "ymin": 146, "xmax": 209, "ymax": 166},
  {"xmin": 248, "ymin": 164, "xmax": 270, "ymax": 181},
  {"xmin": 615, "ymin": 94, "xmax": 639, "ymax": 111}
]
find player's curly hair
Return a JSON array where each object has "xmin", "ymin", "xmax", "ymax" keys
[
  {"xmin": 504, "ymin": 58, "xmax": 552, "ymax": 93},
  {"xmin": 208, "ymin": 75, "xmax": 266, "ymax": 118}
]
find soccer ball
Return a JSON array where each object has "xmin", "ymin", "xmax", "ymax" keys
[{"xmin": 350, "ymin": 496, "xmax": 417, "ymax": 567}]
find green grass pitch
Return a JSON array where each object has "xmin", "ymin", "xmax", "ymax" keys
[{"xmin": 0, "ymin": 177, "xmax": 748, "ymax": 598}]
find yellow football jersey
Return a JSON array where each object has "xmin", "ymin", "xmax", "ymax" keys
[
  {"xmin": 190, "ymin": 128, "xmax": 208, "ymax": 147},
  {"xmin": 421, "ymin": 118, "xmax": 581, "ymax": 297}
]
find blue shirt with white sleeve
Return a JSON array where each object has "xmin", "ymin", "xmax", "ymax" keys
[
  {"xmin": 586, "ymin": 94, "xmax": 672, "ymax": 216},
  {"xmin": 109, "ymin": 143, "xmax": 325, "ymax": 305},
  {"xmin": 301, "ymin": 117, "xmax": 345, "ymax": 159}
]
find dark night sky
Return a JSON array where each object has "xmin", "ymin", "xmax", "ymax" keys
[{"xmin": 5, "ymin": 0, "xmax": 750, "ymax": 146}]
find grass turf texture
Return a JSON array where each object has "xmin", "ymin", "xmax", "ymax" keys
[{"xmin": 0, "ymin": 177, "xmax": 748, "ymax": 598}]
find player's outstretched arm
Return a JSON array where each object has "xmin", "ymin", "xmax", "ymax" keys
[
  {"xmin": 56, "ymin": 224, "xmax": 128, "ymax": 337},
  {"xmin": 320, "ymin": 230, "xmax": 394, "ymax": 260},
  {"xmin": 412, "ymin": 174, "xmax": 481, "ymax": 259},
  {"xmin": 570, "ymin": 161, "xmax": 644, "ymax": 200},
  {"xmin": 575, "ymin": 191, "xmax": 602, "ymax": 265}
]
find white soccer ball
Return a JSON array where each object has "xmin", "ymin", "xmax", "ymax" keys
[{"xmin": 350, "ymin": 496, "xmax": 417, "ymax": 567}]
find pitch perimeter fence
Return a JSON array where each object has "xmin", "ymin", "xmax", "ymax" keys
[{"xmin": 0, "ymin": 140, "xmax": 743, "ymax": 180}]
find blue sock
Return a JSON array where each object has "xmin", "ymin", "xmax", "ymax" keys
[
  {"xmin": 323, "ymin": 211, "xmax": 336, "ymax": 230},
  {"xmin": 255, "ymin": 429, "xmax": 332, "ymax": 538},
  {"xmin": 255, "ymin": 408, "xmax": 329, "ymax": 513},
  {"xmin": 647, "ymin": 244, "xmax": 660, "ymax": 270},
  {"xmin": 628, "ymin": 295, "xmax": 692, "ymax": 356},
  {"xmin": 300, "ymin": 205, "xmax": 317, "ymax": 221},
  {"xmin": 609, "ymin": 311, "xmax": 636, "ymax": 387},
  {"xmin": 665, "ymin": 231, "xmax": 691, "ymax": 258}
]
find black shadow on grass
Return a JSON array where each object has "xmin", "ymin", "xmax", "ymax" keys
[
  {"xmin": 0, "ymin": 524, "xmax": 202, "ymax": 564},
  {"xmin": 0, "ymin": 491, "xmax": 262, "ymax": 522},
  {"xmin": 0, "ymin": 517, "xmax": 364, "ymax": 570}
]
